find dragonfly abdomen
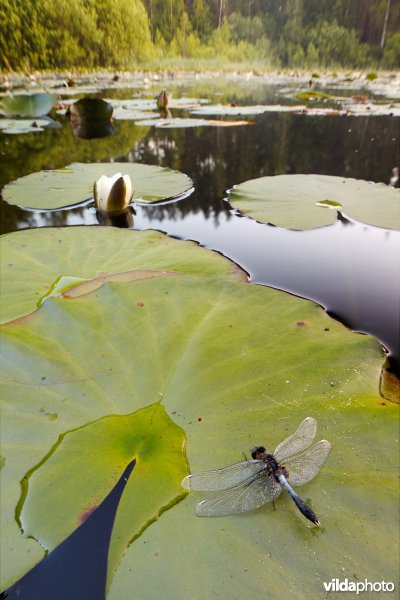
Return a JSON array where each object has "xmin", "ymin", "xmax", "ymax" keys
[{"xmin": 278, "ymin": 474, "xmax": 320, "ymax": 527}]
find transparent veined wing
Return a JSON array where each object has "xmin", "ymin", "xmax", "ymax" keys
[
  {"xmin": 182, "ymin": 460, "xmax": 264, "ymax": 492},
  {"xmin": 196, "ymin": 471, "xmax": 282, "ymax": 517},
  {"xmin": 274, "ymin": 417, "xmax": 317, "ymax": 462},
  {"xmin": 282, "ymin": 440, "xmax": 332, "ymax": 487}
]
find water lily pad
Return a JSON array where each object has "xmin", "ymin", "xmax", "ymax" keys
[
  {"xmin": 190, "ymin": 104, "xmax": 306, "ymax": 116},
  {"xmin": 346, "ymin": 102, "xmax": 400, "ymax": 117},
  {"xmin": 2, "ymin": 162, "xmax": 194, "ymax": 210},
  {"xmin": 0, "ymin": 118, "xmax": 55, "ymax": 134},
  {"xmin": 0, "ymin": 262, "xmax": 395, "ymax": 593},
  {"xmin": 295, "ymin": 91, "xmax": 335, "ymax": 101},
  {"xmin": 20, "ymin": 403, "xmax": 187, "ymax": 589},
  {"xmin": 134, "ymin": 117, "xmax": 251, "ymax": 128},
  {"xmin": 0, "ymin": 227, "xmax": 243, "ymax": 324},
  {"xmin": 112, "ymin": 108, "xmax": 159, "ymax": 121},
  {"xmin": 108, "ymin": 97, "xmax": 209, "ymax": 112},
  {"xmin": 228, "ymin": 174, "xmax": 400, "ymax": 230},
  {"xmin": 0, "ymin": 93, "xmax": 57, "ymax": 117}
]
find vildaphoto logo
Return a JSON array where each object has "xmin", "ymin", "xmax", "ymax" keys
[{"xmin": 323, "ymin": 579, "xmax": 395, "ymax": 594}]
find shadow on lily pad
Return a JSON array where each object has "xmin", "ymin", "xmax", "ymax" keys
[{"xmin": 0, "ymin": 459, "xmax": 136, "ymax": 600}]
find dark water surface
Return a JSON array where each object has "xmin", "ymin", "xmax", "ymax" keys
[{"xmin": 1, "ymin": 80, "xmax": 399, "ymax": 372}]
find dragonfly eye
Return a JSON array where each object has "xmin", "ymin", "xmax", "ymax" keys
[{"xmin": 251, "ymin": 446, "xmax": 266, "ymax": 459}]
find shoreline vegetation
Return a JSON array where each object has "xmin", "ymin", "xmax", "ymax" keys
[
  {"xmin": 1, "ymin": 70, "xmax": 399, "ymax": 102},
  {"xmin": 1, "ymin": 1, "xmax": 399, "ymax": 74}
]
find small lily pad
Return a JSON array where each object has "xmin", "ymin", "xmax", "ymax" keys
[
  {"xmin": 229, "ymin": 174, "xmax": 400, "ymax": 230},
  {"xmin": 2, "ymin": 162, "xmax": 194, "ymax": 210},
  {"xmin": 112, "ymin": 107, "xmax": 159, "ymax": 121},
  {"xmin": 346, "ymin": 103, "xmax": 400, "ymax": 117},
  {"xmin": 134, "ymin": 117, "xmax": 250, "ymax": 128},
  {"xmin": 0, "ymin": 118, "xmax": 54, "ymax": 134},
  {"xmin": 0, "ymin": 93, "xmax": 58, "ymax": 117},
  {"xmin": 296, "ymin": 91, "xmax": 335, "ymax": 101},
  {"xmin": 190, "ymin": 104, "xmax": 306, "ymax": 116}
]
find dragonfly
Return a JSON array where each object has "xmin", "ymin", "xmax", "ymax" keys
[{"xmin": 182, "ymin": 417, "xmax": 331, "ymax": 526}]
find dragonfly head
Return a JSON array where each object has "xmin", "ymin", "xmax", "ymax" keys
[{"xmin": 251, "ymin": 446, "xmax": 266, "ymax": 459}]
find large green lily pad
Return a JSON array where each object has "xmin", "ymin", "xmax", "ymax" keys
[
  {"xmin": 20, "ymin": 403, "xmax": 187, "ymax": 587},
  {"xmin": 228, "ymin": 174, "xmax": 400, "ymax": 230},
  {"xmin": 0, "ymin": 227, "xmax": 244, "ymax": 324},
  {"xmin": 2, "ymin": 162, "xmax": 194, "ymax": 210},
  {"xmin": 1, "ymin": 247, "xmax": 396, "ymax": 594}
]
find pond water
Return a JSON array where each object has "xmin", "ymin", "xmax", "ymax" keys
[{"xmin": 1, "ymin": 77, "xmax": 399, "ymax": 376}]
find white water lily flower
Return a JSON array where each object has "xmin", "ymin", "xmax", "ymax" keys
[{"xmin": 93, "ymin": 173, "xmax": 134, "ymax": 212}]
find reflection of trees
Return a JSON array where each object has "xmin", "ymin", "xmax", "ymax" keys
[
  {"xmin": 285, "ymin": 113, "xmax": 399, "ymax": 183},
  {"xmin": 124, "ymin": 111, "xmax": 399, "ymax": 223}
]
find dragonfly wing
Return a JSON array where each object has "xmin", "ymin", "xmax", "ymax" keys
[
  {"xmin": 283, "ymin": 440, "xmax": 332, "ymax": 487},
  {"xmin": 182, "ymin": 460, "xmax": 264, "ymax": 492},
  {"xmin": 274, "ymin": 417, "xmax": 317, "ymax": 462},
  {"xmin": 196, "ymin": 471, "xmax": 282, "ymax": 517}
]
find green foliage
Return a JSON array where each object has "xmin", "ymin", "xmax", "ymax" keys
[
  {"xmin": 228, "ymin": 13, "xmax": 264, "ymax": 45},
  {"xmin": 305, "ymin": 20, "xmax": 371, "ymax": 67},
  {"xmin": 1, "ymin": 0, "xmax": 399, "ymax": 70},
  {"xmin": 0, "ymin": 0, "xmax": 153, "ymax": 70},
  {"xmin": 382, "ymin": 31, "xmax": 400, "ymax": 68}
]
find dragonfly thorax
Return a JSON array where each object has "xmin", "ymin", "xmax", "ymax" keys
[{"xmin": 251, "ymin": 447, "xmax": 289, "ymax": 480}]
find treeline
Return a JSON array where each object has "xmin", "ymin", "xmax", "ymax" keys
[
  {"xmin": 1, "ymin": 0, "xmax": 399, "ymax": 71},
  {"xmin": 0, "ymin": 0, "xmax": 153, "ymax": 71}
]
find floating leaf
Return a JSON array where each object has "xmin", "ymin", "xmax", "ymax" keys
[
  {"xmin": 0, "ymin": 118, "xmax": 55, "ymax": 134},
  {"xmin": 228, "ymin": 174, "xmax": 400, "ymax": 230},
  {"xmin": 0, "ymin": 93, "xmax": 57, "ymax": 117},
  {"xmin": 345, "ymin": 102, "xmax": 400, "ymax": 117},
  {"xmin": 112, "ymin": 107, "xmax": 159, "ymax": 121},
  {"xmin": 0, "ymin": 259, "xmax": 395, "ymax": 594},
  {"xmin": 2, "ymin": 162, "xmax": 194, "ymax": 210},
  {"xmin": 134, "ymin": 117, "xmax": 251, "ymax": 128},
  {"xmin": 108, "ymin": 97, "xmax": 209, "ymax": 113},
  {"xmin": 0, "ymin": 227, "xmax": 244, "ymax": 324},
  {"xmin": 295, "ymin": 91, "xmax": 335, "ymax": 101},
  {"xmin": 190, "ymin": 104, "xmax": 306, "ymax": 116},
  {"xmin": 20, "ymin": 404, "xmax": 187, "ymax": 589}
]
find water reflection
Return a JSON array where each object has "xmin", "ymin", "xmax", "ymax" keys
[{"xmin": 96, "ymin": 207, "xmax": 135, "ymax": 228}]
